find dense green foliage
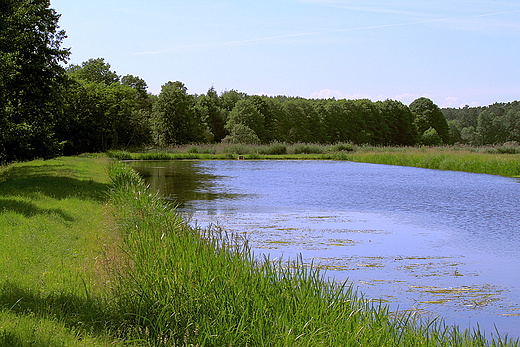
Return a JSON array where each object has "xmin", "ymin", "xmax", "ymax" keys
[
  {"xmin": 443, "ymin": 102, "xmax": 520, "ymax": 145},
  {"xmin": 0, "ymin": 0, "xmax": 70, "ymax": 163},
  {"xmin": 410, "ymin": 97, "xmax": 451, "ymax": 145},
  {"xmin": 2, "ymin": 0, "xmax": 518, "ymax": 165},
  {"xmin": 59, "ymin": 58, "xmax": 154, "ymax": 154},
  {"xmin": 150, "ymin": 81, "xmax": 208, "ymax": 146}
]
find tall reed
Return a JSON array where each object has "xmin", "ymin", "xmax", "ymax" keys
[
  {"xmin": 108, "ymin": 143, "xmax": 519, "ymax": 177},
  {"xmin": 106, "ymin": 162, "xmax": 518, "ymax": 346}
]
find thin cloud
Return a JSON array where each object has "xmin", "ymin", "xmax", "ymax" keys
[
  {"xmin": 223, "ymin": 18, "xmax": 449, "ymax": 45},
  {"xmin": 133, "ymin": 8, "xmax": 520, "ymax": 55},
  {"xmin": 224, "ymin": 9, "xmax": 520, "ymax": 45},
  {"xmin": 297, "ymin": 1, "xmax": 431, "ymax": 18}
]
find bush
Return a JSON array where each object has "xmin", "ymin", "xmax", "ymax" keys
[
  {"xmin": 258, "ymin": 142, "xmax": 287, "ymax": 155},
  {"xmin": 289, "ymin": 143, "xmax": 325, "ymax": 154},
  {"xmin": 330, "ymin": 142, "xmax": 354, "ymax": 152}
]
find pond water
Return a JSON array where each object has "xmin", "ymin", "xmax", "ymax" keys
[{"xmin": 126, "ymin": 159, "xmax": 520, "ymax": 340}]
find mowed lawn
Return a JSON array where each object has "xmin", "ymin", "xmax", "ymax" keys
[{"xmin": 0, "ymin": 155, "xmax": 122, "ymax": 346}]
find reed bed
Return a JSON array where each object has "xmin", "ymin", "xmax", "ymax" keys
[
  {"xmin": 108, "ymin": 142, "xmax": 520, "ymax": 177},
  {"xmin": 336, "ymin": 150, "xmax": 520, "ymax": 177},
  {"xmin": 105, "ymin": 161, "xmax": 518, "ymax": 346}
]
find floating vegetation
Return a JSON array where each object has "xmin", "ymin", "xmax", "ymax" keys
[
  {"xmin": 357, "ymin": 263, "xmax": 385, "ymax": 268},
  {"xmin": 500, "ymin": 308, "xmax": 520, "ymax": 317},
  {"xmin": 326, "ymin": 238, "xmax": 358, "ymax": 246},
  {"xmin": 179, "ymin": 206, "xmax": 518, "ymax": 338},
  {"xmin": 420, "ymin": 299, "xmax": 450, "ymax": 305},
  {"xmin": 304, "ymin": 215, "xmax": 336, "ymax": 220},
  {"xmin": 408, "ymin": 284, "xmax": 504, "ymax": 309}
]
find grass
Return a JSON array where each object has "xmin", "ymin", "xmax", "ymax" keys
[
  {"xmin": 108, "ymin": 142, "xmax": 520, "ymax": 177},
  {"xmin": 334, "ymin": 148, "xmax": 520, "ymax": 177},
  {"xmin": 1, "ymin": 155, "xmax": 519, "ymax": 346},
  {"xmin": 0, "ymin": 155, "xmax": 123, "ymax": 346}
]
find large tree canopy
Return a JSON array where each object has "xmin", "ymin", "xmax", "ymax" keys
[
  {"xmin": 0, "ymin": 0, "xmax": 70, "ymax": 163},
  {"xmin": 150, "ymin": 81, "xmax": 207, "ymax": 146},
  {"xmin": 67, "ymin": 58, "xmax": 120, "ymax": 86},
  {"xmin": 59, "ymin": 58, "xmax": 154, "ymax": 154},
  {"xmin": 410, "ymin": 97, "xmax": 451, "ymax": 144}
]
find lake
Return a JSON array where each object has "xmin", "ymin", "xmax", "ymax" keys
[{"xmin": 127, "ymin": 159, "xmax": 520, "ymax": 340}]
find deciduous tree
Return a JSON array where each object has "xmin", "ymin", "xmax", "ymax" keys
[
  {"xmin": 0, "ymin": 0, "xmax": 70, "ymax": 163},
  {"xmin": 410, "ymin": 97, "xmax": 450, "ymax": 144},
  {"xmin": 150, "ymin": 81, "xmax": 206, "ymax": 146}
]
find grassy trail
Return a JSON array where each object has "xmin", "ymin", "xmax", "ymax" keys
[{"xmin": 0, "ymin": 155, "xmax": 122, "ymax": 346}]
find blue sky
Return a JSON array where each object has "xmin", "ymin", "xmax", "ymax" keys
[{"xmin": 51, "ymin": 0, "xmax": 520, "ymax": 107}]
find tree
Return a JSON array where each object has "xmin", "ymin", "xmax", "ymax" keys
[
  {"xmin": 122, "ymin": 74, "xmax": 147, "ymax": 93},
  {"xmin": 504, "ymin": 109, "xmax": 520, "ymax": 142},
  {"xmin": 377, "ymin": 100, "xmax": 418, "ymax": 146},
  {"xmin": 352, "ymin": 99, "xmax": 388, "ymax": 145},
  {"xmin": 150, "ymin": 81, "xmax": 206, "ymax": 146},
  {"xmin": 195, "ymin": 87, "xmax": 227, "ymax": 142},
  {"xmin": 60, "ymin": 58, "xmax": 154, "ymax": 153},
  {"xmin": 264, "ymin": 97, "xmax": 291, "ymax": 143},
  {"xmin": 448, "ymin": 120, "xmax": 462, "ymax": 144},
  {"xmin": 222, "ymin": 123, "xmax": 261, "ymax": 144},
  {"xmin": 67, "ymin": 58, "xmax": 119, "ymax": 85},
  {"xmin": 476, "ymin": 109, "xmax": 497, "ymax": 145},
  {"xmin": 460, "ymin": 126, "xmax": 478, "ymax": 145},
  {"xmin": 421, "ymin": 127, "xmax": 442, "ymax": 146},
  {"xmin": 225, "ymin": 99, "xmax": 264, "ymax": 143},
  {"xmin": 220, "ymin": 89, "xmax": 246, "ymax": 112},
  {"xmin": 410, "ymin": 97, "xmax": 450, "ymax": 144},
  {"xmin": 0, "ymin": 0, "xmax": 70, "ymax": 163}
]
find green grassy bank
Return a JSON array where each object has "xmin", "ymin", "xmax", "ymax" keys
[
  {"xmin": 108, "ymin": 142, "xmax": 520, "ymax": 177},
  {"xmin": 0, "ymin": 155, "xmax": 123, "ymax": 346},
  {"xmin": 1, "ymin": 156, "xmax": 519, "ymax": 346}
]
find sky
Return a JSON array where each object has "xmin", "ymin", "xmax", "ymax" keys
[{"xmin": 50, "ymin": 0, "xmax": 520, "ymax": 108}]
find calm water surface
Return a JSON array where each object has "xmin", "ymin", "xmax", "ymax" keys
[{"xmin": 127, "ymin": 160, "xmax": 520, "ymax": 339}]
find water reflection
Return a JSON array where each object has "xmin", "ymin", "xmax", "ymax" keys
[{"xmin": 125, "ymin": 160, "xmax": 247, "ymax": 207}]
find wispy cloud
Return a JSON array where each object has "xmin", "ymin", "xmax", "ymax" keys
[
  {"xmin": 221, "ymin": 17, "xmax": 451, "ymax": 45},
  {"xmin": 133, "ymin": 7, "xmax": 520, "ymax": 55},
  {"xmin": 297, "ymin": 1, "xmax": 431, "ymax": 18}
]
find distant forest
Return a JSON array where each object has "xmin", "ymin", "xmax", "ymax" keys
[
  {"xmin": 442, "ymin": 102, "xmax": 520, "ymax": 146},
  {"xmin": 1, "ymin": 1, "xmax": 519, "ymax": 164}
]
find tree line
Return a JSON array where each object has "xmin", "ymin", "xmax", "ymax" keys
[
  {"xmin": 2, "ymin": 1, "xmax": 518, "ymax": 164},
  {"xmin": 443, "ymin": 102, "xmax": 520, "ymax": 146}
]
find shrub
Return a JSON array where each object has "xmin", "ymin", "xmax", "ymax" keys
[
  {"xmin": 289, "ymin": 143, "xmax": 325, "ymax": 154},
  {"xmin": 330, "ymin": 142, "xmax": 354, "ymax": 152},
  {"xmin": 258, "ymin": 142, "xmax": 287, "ymax": 155}
]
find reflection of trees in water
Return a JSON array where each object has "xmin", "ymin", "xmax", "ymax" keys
[{"xmin": 127, "ymin": 161, "xmax": 242, "ymax": 206}]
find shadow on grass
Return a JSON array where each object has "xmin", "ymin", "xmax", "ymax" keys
[
  {"xmin": 0, "ymin": 164, "xmax": 111, "ymax": 203},
  {"xmin": 0, "ymin": 330, "xmax": 24, "ymax": 347},
  {"xmin": 0, "ymin": 198, "xmax": 74, "ymax": 221},
  {"xmin": 0, "ymin": 329, "xmax": 73, "ymax": 347},
  {"xmin": 0, "ymin": 281, "xmax": 118, "ymax": 341}
]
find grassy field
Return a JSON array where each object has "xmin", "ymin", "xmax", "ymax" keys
[
  {"xmin": 108, "ymin": 142, "xmax": 520, "ymax": 177},
  {"xmin": 0, "ymin": 155, "xmax": 123, "ymax": 346},
  {"xmin": 1, "ymin": 154, "xmax": 519, "ymax": 346}
]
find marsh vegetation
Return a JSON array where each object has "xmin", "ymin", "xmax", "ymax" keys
[{"xmin": 109, "ymin": 142, "xmax": 520, "ymax": 177}]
